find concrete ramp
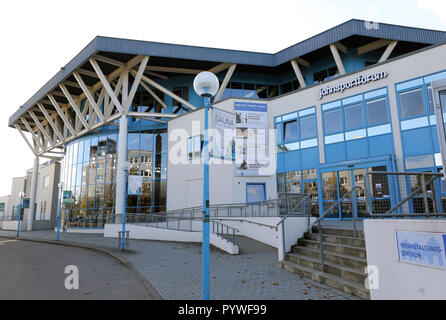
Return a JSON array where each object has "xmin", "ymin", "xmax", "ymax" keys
[{"xmin": 104, "ymin": 223, "xmax": 239, "ymax": 255}]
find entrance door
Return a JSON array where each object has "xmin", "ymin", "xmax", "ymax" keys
[{"xmin": 321, "ymin": 165, "xmax": 389, "ymax": 220}]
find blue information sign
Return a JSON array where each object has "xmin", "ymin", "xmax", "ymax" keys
[{"xmin": 396, "ymin": 231, "xmax": 446, "ymax": 270}]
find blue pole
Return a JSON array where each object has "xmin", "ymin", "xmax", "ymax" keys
[
  {"xmin": 56, "ymin": 187, "xmax": 63, "ymax": 241},
  {"xmin": 202, "ymin": 95, "xmax": 211, "ymax": 300},
  {"xmin": 121, "ymin": 169, "xmax": 128, "ymax": 251},
  {"xmin": 17, "ymin": 195, "xmax": 23, "ymax": 237}
]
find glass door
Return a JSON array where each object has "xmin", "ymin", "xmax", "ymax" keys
[
  {"xmin": 353, "ymin": 169, "xmax": 368, "ymax": 218},
  {"xmin": 338, "ymin": 170, "xmax": 354, "ymax": 219},
  {"xmin": 321, "ymin": 164, "xmax": 390, "ymax": 220}
]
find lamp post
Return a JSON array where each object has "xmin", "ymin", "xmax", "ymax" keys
[
  {"xmin": 120, "ymin": 161, "xmax": 132, "ymax": 251},
  {"xmin": 17, "ymin": 192, "xmax": 25, "ymax": 237},
  {"xmin": 193, "ymin": 71, "xmax": 220, "ymax": 300},
  {"xmin": 56, "ymin": 182, "xmax": 64, "ymax": 241}
]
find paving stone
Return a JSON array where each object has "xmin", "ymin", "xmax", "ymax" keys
[{"xmin": 0, "ymin": 230, "xmax": 355, "ymax": 300}]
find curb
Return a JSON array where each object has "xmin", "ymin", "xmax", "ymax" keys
[{"xmin": 0, "ymin": 234, "xmax": 163, "ymax": 300}]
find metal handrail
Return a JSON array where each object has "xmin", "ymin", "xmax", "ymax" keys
[
  {"xmin": 310, "ymin": 186, "xmax": 363, "ymax": 273},
  {"xmin": 212, "ymin": 220, "xmax": 240, "ymax": 244},
  {"xmin": 275, "ymin": 193, "xmax": 314, "ymax": 263},
  {"xmin": 212, "ymin": 218, "xmax": 277, "ymax": 230},
  {"xmin": 276, "ymin": 193, "xmax": 313, "ymax": 229}
]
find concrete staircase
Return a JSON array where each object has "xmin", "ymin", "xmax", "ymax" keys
[{"xmin": 278, "ymin": 226, "xmax": 370, "ymax": 300}]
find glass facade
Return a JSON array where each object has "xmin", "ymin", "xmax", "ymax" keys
[{"xmin": 60, "ymin": 127, "xmax": 167, "ymax": 228}]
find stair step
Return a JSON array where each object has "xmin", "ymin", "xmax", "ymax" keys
[
  {"xmin": 295, "ymin": 239, "xmax": 367, "ymax": 259},
  {"xmin": 278, "ymin": 261, "xmax": 370, "ymax": 300},
  {"xmin": 311, "ymin": 227, "xmax": 364, "ymax": 238},
  {"xmin": 286, "ymin": 253, "xmax": 367, "ymax": 284},
  {"xmin": 291, "ymin": 245, "xmax": 367, "ymax": 269},
  {"xmin": 303, "ymin": 233, "xmax": 366, "ymax": 248}
]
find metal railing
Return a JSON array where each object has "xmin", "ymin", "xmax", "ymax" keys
[
  {"xmin": 309, "ymin": 187, "xmax": 363, "ymax": 273},
  {"xmin": 365, "ymin": 171, "xmax": 446, "ymax": 217},
  {"xmin": 212, "ymin": 220, "xmax": 239, "ymax": 244},
  {"xmin": 124, "ymin": 213, "xmax": 241, "ymax": 245},
  {"xmin": 276, "ymin": 193, "xmax": 314, "ymax": 260}
]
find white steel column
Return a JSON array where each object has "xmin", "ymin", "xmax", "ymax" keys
[
  {"xmin": 329, "ymin": 44, "xmax": 346, "ymax": 75},
  {"xmin": 27, "ymin": 156, "xmax": 39, "ymax": 231},
  {"xmin": 115, "ymin": 72, "xmax": 129, "ymax": 223}
]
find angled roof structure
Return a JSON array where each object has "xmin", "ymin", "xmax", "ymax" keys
[{"xmin": 9, "ymin": 19, "xmax": 446, "ymax": 127}]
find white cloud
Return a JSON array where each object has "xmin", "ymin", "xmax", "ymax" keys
[{"xmin": 417, "ymin": 0, "xmax": 446, "ymax": 23}]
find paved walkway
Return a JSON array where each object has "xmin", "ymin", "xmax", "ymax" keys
[
  {"xmin": 0, "ymin": 229, "xmax": 358, "ymax": 300},
  {"xmin": 0, "ymin": 237, "xmax": 153, "ymax": 300}
]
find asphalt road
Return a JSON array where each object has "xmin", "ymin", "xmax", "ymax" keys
[{"xmin": 0, "ymin": 237, "xmax": 153, "ymax": 300}]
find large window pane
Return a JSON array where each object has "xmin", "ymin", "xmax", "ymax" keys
[
  {"xmin": 367, "ymin": 98, "xmax": 388, "ymax": 125},
  {"xmin": 344, "ymin": 104, "xmax": 363, "ymax": 130},
  {"xmin": 322, "ymin": 172, "xmax": 338, "ymax": 200},
  {"xmin": 399, "ymin": 89, "xmax": 425, "ymax": 118},
  {"xmin": 141, "ymin": 132, "xmax": 153, "ymax": 151},
  {"xmin": 246, "ymin": 184, "xmax": 266, "ymax": 203},
  {"xmin": 324, "ymin": 109, "xmax": 341, "ymax": 135},
  {"xmin": 283, "ymin": 120, "xmax": 298, "ymax": 142},
  {"xmin": 128, "ymin": 133, "xmax": 140, "ymax": 151},
  {"xmin": 300, "ymin": 115, "xmax": 316, "ymax": 140}
]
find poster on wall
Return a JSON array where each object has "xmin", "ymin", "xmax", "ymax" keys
[
  {"xmin": 128, "ymin": 175, "xmax": 143, "ymax": 196},
  {"xmin": 212, "ymin": 107, "xmax": 236, "ymax": 159},
  {"xmin": 62, "ymin": 191, "xmax": 72, "ymax": 205},
  {"xmin": 234, "ymin": 102, "xmax": 269, "ymax": 176}
]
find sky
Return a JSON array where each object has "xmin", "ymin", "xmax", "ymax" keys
[{"xmin": 0, "ymin": 0, "xmax": 446, "ymax": 196}]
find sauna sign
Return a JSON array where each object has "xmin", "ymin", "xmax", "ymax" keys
[
  {"xmin": 319, "ymin": 71, "xmax": 389, "ymax": 99},
  {"xmin": 212, "ymin": 108, "xmax": 236, "ymax": 159}
]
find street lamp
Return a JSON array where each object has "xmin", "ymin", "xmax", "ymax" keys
[
  {"xmin": 120, "ymin": 160, "xmax": 132, "ymax": 251},
  {"xmin": 17, "ymin": 192, "xmax": 25, "ymax": 237},
  {"xmin": 193, "ymin": 71, "xmax": 219, "ymax": 300},
  {"xmin": 56, "ymin": 182, "xmax": 64, "ymax": 241}
]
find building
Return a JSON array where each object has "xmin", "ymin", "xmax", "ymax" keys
[
  {"xmin": 7, "ymin": 19, "xmax": 446, "ymax": 231},
  {"xmin": 0, "ymin": 161, "xmax": 60, "ymax": 230}
]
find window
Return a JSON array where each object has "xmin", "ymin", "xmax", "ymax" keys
[
  {"xmin": 286, "ymin": 181, "xmax": 301, "ymax": 194},
  {"xmin": 427, "ymin": 86, "xmax": 435, "ymax": 113},
  {"xmin": 130, "ymin": 157, "xmax": 139, "ymax": 164},
  {"xmin": 142, "ymin": 169, "xmax": 152, "ymax": 178},
  {"xmin": 280, "ymin": 82, "xmax": 292, "ymax": 95},
  {"xmin": 344, "ymin": 104, "xmax": 363, "ymax": 130},
  {"xmin": 286, "ymin": 171, "xmax": 301, "ymax": 181},
  {"xmin": 399, "ymin": 89, "xmax": 425, "ymax": 118},
  {"xmin": 173, "ymin": 87, "xmax": 189, "ymax": 114},
  {"xmin": 324, "ymin": 109, "xmax": 341, "ymax": 135},
  {"xmin": 366, "ymin": 98, "xmax": 388, "ymax": 125},
  {"xmin": 188, "ymin": 135, "xmax": 203, "ymax": 159},
  {"xmin": 300, "ymin": 115, "xmax": 316, "ymax": 140},
  {"xmin": 283, "ymin": 120, "xmax": 298, "ymax": 142},
  {"xmin": 246, "ymin": 184, "xmax": 266, "ymax": 203},
  {"xmin": 43, "ymin": 175, "xmax": 50, "ymax": 188},
  {"xmin": 314, "ymin": 66, "xmax": 339, "ymax": 83},
  {"xmin": 141, "ymin": 155, "xmax": 151, "ymax": 163},
  {"xmin": 256, "ymin": 84, "xmax": 268, "ymax": 99}
]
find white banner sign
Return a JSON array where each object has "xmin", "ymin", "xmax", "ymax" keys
[
  {"xmin": 234, "ymin": 102, "xmax": 269, "ymax": 176},
  {"xmin": 396, "ymin": 231, "xmax": 446, "ymax": 270},
  {"xmin": 128, "ymin": 175, "xmax": 143, "ymax": 196},
  {"xmin": 212, "ymin": 108, "xmax": 236, "ymax": 159}
]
